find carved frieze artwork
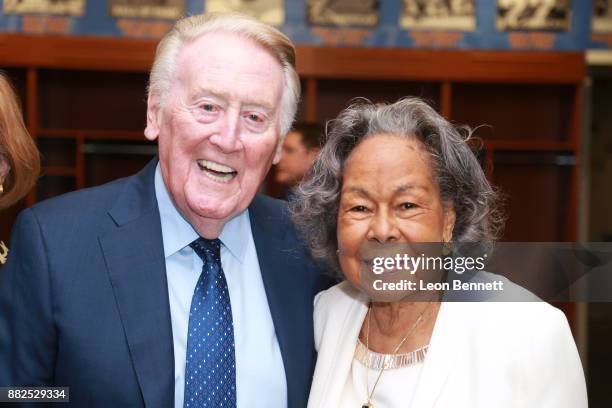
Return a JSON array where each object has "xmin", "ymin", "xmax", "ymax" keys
[
  {"xmin": 593, "ymin": 0, "xmax": 612, "ymax": 33},
  {"xmin": 401, "ymin": 0, "xmax": 476, "ymax": 31},
  {"xmin": 3, "ymin": 0, "xmax": 85, "ymax": 16},
  {"xmin": 307, "ymin": 0, "xmax": 379, "ymax": 27},
  {"xmin": 497, "ymin": 0, "xmax": 572, "ymax": 31},
  {"xmin": 108, "ymin": 0, "xmax": 184, "ymax": 20},
  {"xmin": 206, "ymin": 0, "xmax": 284, "ymax": 26}
]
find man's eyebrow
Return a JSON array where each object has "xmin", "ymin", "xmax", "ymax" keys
[
  {"xmin": 242, "ymin": 100, "xmax": 275, "ymax": 113},
  {"xmin": 190, "ymin": 87, "xmax": 275, "ymax": 112},
  {"xmin": 190, "ymin": 87, "xmax": 229, "ymax": 101}
]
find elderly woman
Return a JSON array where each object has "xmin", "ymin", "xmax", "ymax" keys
[
  {"xmin": 291, "ymin": 98, "xmax": 587, "ymax": 407},
  {"xmin": 0, "ymin": 73, "xmax": 40, "ymax": 263}
]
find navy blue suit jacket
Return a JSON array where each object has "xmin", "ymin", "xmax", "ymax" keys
[{"xmin": 0, "ymin": 159, "xmax": 323, "ymax": 407}]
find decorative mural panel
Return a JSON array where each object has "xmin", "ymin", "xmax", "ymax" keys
[
  {"xmin": 307, "ymin": 0, "xmax": 379, "ymax": 27},
  {"xmin": 0, "ymin": 1, "xmax": 607, "ymax": 51},
  {"xmin": 497, "ymin": 0, "xmax": 572, "ymax": 31},
  {"xmin": 400, "ymin": 0, "xmax": 476, "ymax": 31},
  {"xmin": 205, "ymin": 0, "xmax": 284, "ymax": 26},
  {"xmin": 108, "ymin": 0, "xmax": 184, "ymax": 20},
  {"xmin": 3, "ymin": 0, "xmax": 85, "ymax": 16}
]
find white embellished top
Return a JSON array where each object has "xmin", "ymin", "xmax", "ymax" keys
[{"xmin": 339, "ymin": 340, "xmax": 428, "ymax": 408}]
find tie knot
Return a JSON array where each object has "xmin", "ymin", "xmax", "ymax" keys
[{"xmin": 190, "ymin": 237, "xmax": 221, "ymax": 265}]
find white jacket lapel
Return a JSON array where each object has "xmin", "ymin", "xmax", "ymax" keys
[
  {"xmin": 309, "ymin": 284, "xmax": 368, "ymax": 408},
  {"xmin": 410, "ymin": 302, "xmax": 464, "ymax": 407}
]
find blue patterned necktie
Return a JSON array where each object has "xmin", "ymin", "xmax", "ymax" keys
[{"xmin": 184, "ymin": 238, "xmax": 236, "ymax": 408}]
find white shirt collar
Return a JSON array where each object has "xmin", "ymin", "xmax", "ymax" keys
[{"xmin": 154, "ymin": 162, "xmax": 247, "ymax": 263}]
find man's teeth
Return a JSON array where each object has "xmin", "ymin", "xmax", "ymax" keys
[
  {"xmin": 204, "ymin": 171, "xmax": 233, "ymax": 182},
  {"xmin": 197, "ymin": 160, "xmax": 236, "ymax": 174},
  {"xmin": 197, "ymin": 160, "xmax": 237, "ymax": 183}
]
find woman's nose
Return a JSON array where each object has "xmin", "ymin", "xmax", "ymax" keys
[{"xmin": 367, "ymin": 211, "xmax": 399, "ymax": 243}]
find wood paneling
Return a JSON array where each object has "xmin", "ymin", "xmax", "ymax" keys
[{"xmin": 0, "ymin": 34, "xmax": 585, "ymax": 83}]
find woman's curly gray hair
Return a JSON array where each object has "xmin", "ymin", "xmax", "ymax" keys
[{"xmin": 289, "ymin": 97, "xmax": 505, "ymax": 273}]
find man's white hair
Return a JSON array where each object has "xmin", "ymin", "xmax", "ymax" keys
[{"xmin": 148, "ymin": 12, "xmax": 300, "ymax": 136}]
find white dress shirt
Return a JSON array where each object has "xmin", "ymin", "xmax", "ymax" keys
[{"xmin": 154, "ymin": 164, "xmax": 287, "ymax": 408}]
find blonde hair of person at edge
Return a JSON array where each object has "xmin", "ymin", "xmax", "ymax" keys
[
  {"xmin": 0, "ymin": 73, "xmax": 40, "ymax": 264},
  {"xmin": 290, "ymin": 98, "xmax": 588, "ymax": 408}
]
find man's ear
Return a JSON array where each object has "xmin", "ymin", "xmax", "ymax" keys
[
  {"xmin": 144, "ymin": 93, "xmax": 162, "ymax": 141},
  {"xmin": 272, "ymin": 136, "xmax": 284, "ymax": 165}
]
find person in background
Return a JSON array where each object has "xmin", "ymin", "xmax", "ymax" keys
[
  {"xmin": 0, "ymin": 73, "xmax": 40, "ymax": 264},
  {"xmin": 0, "ymin": 13, "xmax": 322, "ymax": 407},
  {"xmin": 291, "ymin": 98, "xmax": 587, "ymax": 407},
  {"xmin": 274, "ymin": 122, "xmax": 323, "ymax": 193}
]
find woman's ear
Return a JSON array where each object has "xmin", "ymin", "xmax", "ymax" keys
[
  {"xmin": 443, "ymin": 204, "xmax": 456, "ymax": 243},
  {"xmin": 144, "ymin": 93, "xmax": 162, "ymax": 141}
]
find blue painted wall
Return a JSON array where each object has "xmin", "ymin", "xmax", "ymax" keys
[{"xmin": 0, "ymin": 0, "xmax": 609, "ymax": 50}]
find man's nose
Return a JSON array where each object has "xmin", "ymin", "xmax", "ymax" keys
[
  {"xmin": 210, "ymin": 110, "xmax": 241, "ymax": 153},
  {"xmin": 367, "ymin": 210, "xmax": 399, "ymax": 243}
]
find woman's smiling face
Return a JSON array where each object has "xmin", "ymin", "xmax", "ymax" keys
[{"xmin": 336, "ymin": 134, "xmax": 455, "ymax": 286}]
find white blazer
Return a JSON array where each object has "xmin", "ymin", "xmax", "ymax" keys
[{"xmin": 308, "ymin": 281, "xmax": 588, "ymax": 408}]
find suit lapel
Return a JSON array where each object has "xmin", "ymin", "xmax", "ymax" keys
[
  {"xmin": 99, "ymin": 159, "xmax": 174, "ymax": 408},
  {"xmin": 248, "ymin": 195, "xmax": 307, "ymax": 404}
]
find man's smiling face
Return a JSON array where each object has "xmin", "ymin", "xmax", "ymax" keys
[{"xmin": 145, "ymin": 31, "xmax": 285, "ymax": 238}]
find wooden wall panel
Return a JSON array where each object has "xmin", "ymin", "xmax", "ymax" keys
[
  {"xmin": 38, "ymin": 70, "xmax": 148, "ymax": 131},
  {"xmin": 452, "ymin": 83, "xmax": 575, "ymax": 141}
]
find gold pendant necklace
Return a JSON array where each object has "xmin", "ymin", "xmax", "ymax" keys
[{"xmin": 362, "ymin": 302, "xmax": 432, "ymax": 408}]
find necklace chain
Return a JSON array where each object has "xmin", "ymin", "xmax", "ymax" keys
[{"xmin": 363, "ymin": 302, "xmax": 432, "ymax": 407}]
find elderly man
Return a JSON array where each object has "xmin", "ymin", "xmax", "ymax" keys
[{"xmin": 0, "ymin": 13, "xmax": 322, "ymax": 408}]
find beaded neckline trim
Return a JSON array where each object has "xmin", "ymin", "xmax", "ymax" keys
[{"xmin": 354, "ymin": 339, "xmax": 428, "ymax": 370}]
